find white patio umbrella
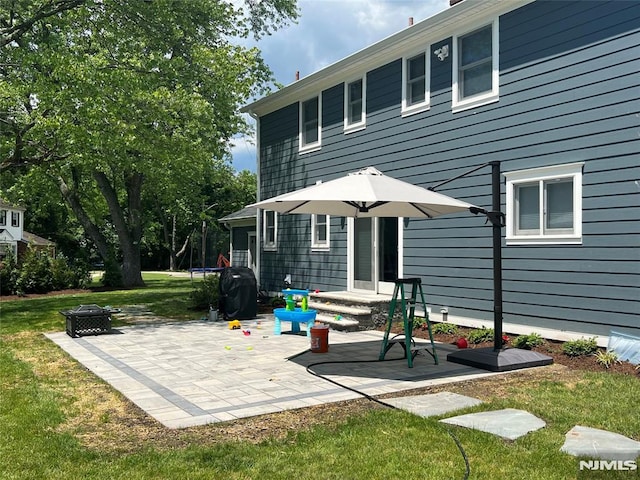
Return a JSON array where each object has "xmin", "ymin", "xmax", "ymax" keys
[
  {"xmin": 249, "ymin": 167, "xmax": 476, "ymax": 217},
  {"xmin": 250, "ymin": 165, "xmax": 553, "ymax": 372}
]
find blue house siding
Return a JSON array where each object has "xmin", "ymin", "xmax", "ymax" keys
[{"xmin": 254, "ymin": 0, "xmax": 639, "ymax": 338}]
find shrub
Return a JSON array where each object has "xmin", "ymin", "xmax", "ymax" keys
[
  {"xmin": 15, "ymin": 248, "xmax": 53, "ymax": 294},
  {"xmin": 0, "ymin": 246, "xmax": 89, "ymax": 295},
  {"xmin": 466, "ymin": 327, "xmax": 494, "ymax": 344},
  {"xmin": 562, "ymin": 337, "xmax": 598, "ymax": 357},
  {"xmin": 594, "ymin": 350, "xmax": 620, "ymax": 369},
  {"xmin": 189, "ymin": 274, "xmax": 220, "ymax": 310},
  {"xmin": 432, "ymin": 322, "xmax": 458, "ymax": 335},
  {"xmin": 0, "ymin": 249, "xmax": 18, "ymax": 295},
  {"xmin": 101, "ymin": 254, "xmax": 123, "ymax": 288},
  {"xmin": 512, "ymin": 333, "xmax": 545, "ymax": 350}
]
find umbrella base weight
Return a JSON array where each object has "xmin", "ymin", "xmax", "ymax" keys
[{"xmin": 447, "ymin": 347, "xmax": 553, "ymax": 372}]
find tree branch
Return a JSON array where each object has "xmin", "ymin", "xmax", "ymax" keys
[
  {"xmin": 1, "ymin": 0, "xmax": 86, "ymax": 47},
  {"xmin": 57, "ymin": 170, "xmax": 111, "ymax": 261}
]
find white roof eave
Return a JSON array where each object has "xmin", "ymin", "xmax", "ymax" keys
[{"xmin": 242, "ymin": 0, "xmax": 533, "ymax": 117}]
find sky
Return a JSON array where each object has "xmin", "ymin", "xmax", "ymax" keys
[{"xmin": 229, "ymin": 0, "xmax": 451, "ymax": 173}]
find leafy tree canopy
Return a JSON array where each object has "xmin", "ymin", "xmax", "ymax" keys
[{"xmin": 0, "ymin": 0, "xmax": 297, "ymax": 286}]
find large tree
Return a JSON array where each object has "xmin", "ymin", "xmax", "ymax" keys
[{"xmin": 0, "ymin": 0, "xmax": 296, "ymax": 286}]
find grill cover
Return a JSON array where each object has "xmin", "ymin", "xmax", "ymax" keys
[{"xmin": 219, "ymin": 267, "xmax": 257, "ymax": 320}]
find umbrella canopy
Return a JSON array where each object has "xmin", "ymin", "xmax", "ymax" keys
[{"xmin": 250, "ymin": 167, "xmax": 475, "ymax": 218}]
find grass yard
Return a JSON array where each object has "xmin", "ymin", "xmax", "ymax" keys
[{"xmin": 1, "ymin": 273, "xmax": 638, "ymax": 479}]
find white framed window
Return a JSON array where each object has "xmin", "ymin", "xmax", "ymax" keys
[
  {"xmin": 452, "ymin": 19, "xmax": 499, "ymax": 112},
  {"xmin": 311, "ymin": 214, "xmax": 330, "ymax": 250},
  {"xmin": 299, "ymin": 94, "xmax": 321, "ymax": 153},
  {"xmin": 0, "ymin": 210, "xmax": 6, "ymax": 226},
  {"xmin": 504, "ymin": 162, "xmax": 584, "ymax": 245},
  {"xmin": 263, "ymin": 210, "xmax": 278, "ymax": 251},
  {"xmin": 402, "ymin": 51, "xmax": 430, "ymax": 116},
  {"xmin": 11, "ymin": 211, "xmax": 19, "ymax": 227},
  {"xmin": 344, "ymin": 76, "xmax": 366, "ymax": 133}
]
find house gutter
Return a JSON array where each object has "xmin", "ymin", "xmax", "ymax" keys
[{"xmin": 241, "ymin": 0, "xmax": 534, "ymax": 117}]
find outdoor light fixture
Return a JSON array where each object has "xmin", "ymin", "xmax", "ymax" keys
[{"xmin": 434, "ymin": 45, "xmax": 449, "ymax": 61}]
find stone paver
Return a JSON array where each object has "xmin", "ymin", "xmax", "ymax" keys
[
  {"xmin": 383, "ymin": 392, "xmax": 482, "ymax": 417},
  {"xmin": 440, "ymin": 408, "xmax": 546, "ymax": 440},
  {"xmin": 46, "ymin": 316, "xmax": 504, "ymax": 429},
  {"xmin": 561, "ymin": 425, "xmax": 640, "ymax": 461}
]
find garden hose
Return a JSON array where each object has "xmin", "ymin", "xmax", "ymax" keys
[{"xmin": 304, "ymin": 356, "xmax": 470, "ymax": 480}]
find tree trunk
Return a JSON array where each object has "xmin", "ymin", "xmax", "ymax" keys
[
  {"xmin": 170, "ymin": 214, "xmax": 177, "ymax": 271},
  {"xmin": 57, "ymin": 171, "xmax": 111, "ymax": 261},
  {"xmin": 94, "ymin": 170, "xmax": 145, "ymax": 287}
]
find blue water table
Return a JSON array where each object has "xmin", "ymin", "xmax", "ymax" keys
[{"xmin": 274, "ymin": 289, "xmax": 317, "ymax": 336}]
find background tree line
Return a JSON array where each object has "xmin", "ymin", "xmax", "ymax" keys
[{"xmin": 0, "ymin": 0, "xmax": 297, "ymax": 286}]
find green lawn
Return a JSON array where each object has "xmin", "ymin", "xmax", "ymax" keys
[{"xmin": 1, "ymin": 273, "xmax": 638, "ymax": 479}]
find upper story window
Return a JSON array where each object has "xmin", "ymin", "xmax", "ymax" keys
[
  {"xmin": 344, "ymin": 76, "xmax": 366, "ymax": 133},
  {"xmin": 299, "ymin": 94, "xmax": 321, "ymax": 153},
  {"xmin": 504, "ymin": 162, "xmax": 584, "ymax": 245},
  {"xmin": 452, "ymin": 20, "xmax": 499, "ymax": 112},
  {"xmin": 402, "ymin": 51, "xmax": 429, "ymax": 116},
  {"xmin": 263, "ymin": 210, "xmax": 278, "ymax": 251},
  {"xmin": 311, "ymin": 214, "xmax": 330, "ymax": 250},
  {"xmin": 11, "ymin": 211, "xmax": 19, "ymax": 227},
  {"xmin": 0, "ymin": 210, "xmax": 6, "ymax": 226}
]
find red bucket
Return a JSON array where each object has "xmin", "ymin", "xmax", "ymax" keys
[{"xmin": 310, "ymin": 324, "xmax": 329, "ymax": 353}]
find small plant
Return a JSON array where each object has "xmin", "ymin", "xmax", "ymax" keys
[
  {"xmin": 466, "ymin": 327, "xmax": 494, "ymax": 344},
  {"xmin": 432, "ymin": 322, "xmax": 458, "ymax": 335},
  {"xmin": 594, "ymin": 350, "xmax": 620, "ymax": 369},
  {"xmin": 512, "ymin": 333, "xmax": 545, "ymax": 350},
  {"xmin": 562, "ymin": 337, "xmax": 598, "ymax": 357},
  {"xmin": 189, "ymin": 274, "xmax": 220, "ymax": 310},
  {"xmin": 271, "ymin": 295, "xmax": 286, "ymax": 308},
  {"xmin": 412, "ymin": 317, "xmax": 427, "ymax": 329}
]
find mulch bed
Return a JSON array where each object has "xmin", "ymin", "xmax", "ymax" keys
[{"xmin": 406, "ymin": 325, "xmax": 639, "ymax": 377}]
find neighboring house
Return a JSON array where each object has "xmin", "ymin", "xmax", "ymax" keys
[
  {"xmin": 219, "ymin": 207, "xmax": 257, "ymax": 274},
  {"xmin": 0, "ymin": 199, "xmax": 55, "ymax": 261},
  {"xmin": 242, "ymin": 0, "xmax": 639, "ymax": 339}
]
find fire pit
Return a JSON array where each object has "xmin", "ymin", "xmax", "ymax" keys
[{"xmin": 60, "ymin": 304, "xmax": 120, "ymax": 338}]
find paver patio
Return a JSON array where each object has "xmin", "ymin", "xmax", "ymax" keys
[{"xmin": 47, "ymin": 315, "xmax": 507, "ymax": 428}]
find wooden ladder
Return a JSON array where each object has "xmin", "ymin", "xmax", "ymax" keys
[{"xmin": 378, "ymin": 278, "xmax": 438, "ymax": 368}]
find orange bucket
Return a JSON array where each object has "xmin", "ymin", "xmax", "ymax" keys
[{"xmin": 310, "ymin": 324, "xmax": 329, "ymax": 353}]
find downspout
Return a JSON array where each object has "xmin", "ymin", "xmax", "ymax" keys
[{"xmin": 248, "ymin": 110, "xmax": 261, "ymax": 287}]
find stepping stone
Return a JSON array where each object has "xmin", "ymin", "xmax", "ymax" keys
[
  {"xmin": 384, "ymin": 392, "xmax": 482, "ymax": 418},
  {"xmin": 440, "ymin": 408, "xmax": 545, "ymax": 440},
  {"xmin": 561, "ymin": 425, "xmax": 640, "ymax": 461}
]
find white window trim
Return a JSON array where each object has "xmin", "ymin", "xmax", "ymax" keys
[
  {"xmin": 504, "ymin": 162, "xmax": 584, "ymax": 245},
  {"xmin": 452, "ymin": 18, "xmax": 499, "ymax": 113},
  {"xmin": 263, "ymin": 210, "xmax": 278, "ymax": 251},
  {"xmin": 311, "ymin": 214, "xmax": 330, "ymax": 251},
  {"xmin": 344, "ymin": 75, "xmax": 366, "ymax": 134},
  {"xmin": 401, "ymin": 50, "xmax": 430, "ymax": 117},
  {"xmin": 299, "ymin": 93, "xmax": 322, "ymax": 154}
]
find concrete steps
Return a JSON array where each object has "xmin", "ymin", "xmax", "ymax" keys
[{"xmin": 308, "ymin": 291, "xmax": 391, "ymax": 331}]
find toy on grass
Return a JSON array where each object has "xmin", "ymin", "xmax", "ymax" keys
[{"xmin": 228, "ymin": 320, "xmax": 242, "ymax": 330}]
